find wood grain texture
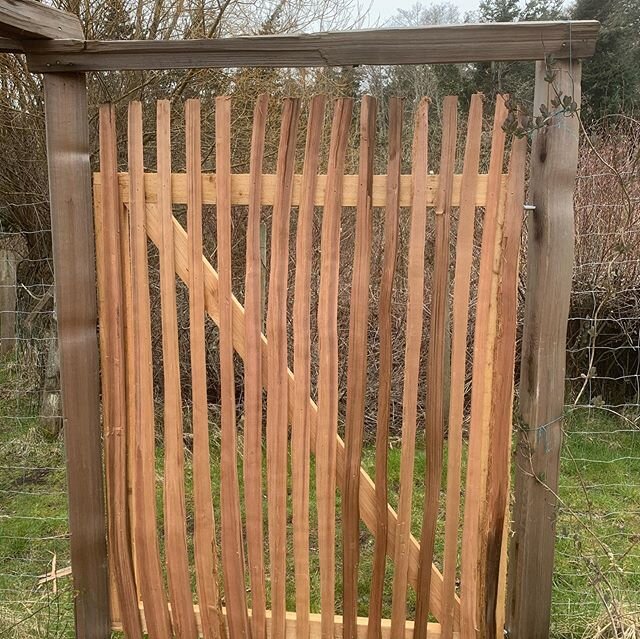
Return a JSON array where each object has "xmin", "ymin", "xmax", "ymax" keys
[
  {"xmin": 114, "ymin": 605, "xmax": 457, "ymax": 639},
  {"xmin": 483, "ymin": 125, "xmax": 526, "ymax": 639},
  {"xmin": 440, "ymin": 94, "xmax": 483, "ymax": 639},
  {"xmin": 216, "ymin": 95, "xmax": 251, "ymax": 639},
  {"xmin": 292, "ymin": 94, "xmax": 326, "ymax": 639},
  {"xmin": 156, "ymin": 100, "xmax": 198, "ymax": 639},
  {"xmin": 507, "ymin": 60, "xmax": 582, "ymax": 639},
  {"xmin": 460, "ymin": 96, "xmax": 508, "ymax": 639},
  {"xmin": 243, "ymin": 94, "xmax": 269, "ymax": 639},
  {"xmin": 94, "ymin": 190, "xmax": 122, "ymax": 627},
  {"xmin": 343, "ymin": 94, "xmax": 376, "ymax": 639},
  {"xmin": 266, "ymin": 97, "xmax": 300, "ymax": 639},
  {"xmin": 43, "ymin": 73, "xmax": 110, "ymax": 639},
  {"xmin": 317, "ymin": 98, "xmax": 353, "ymax": 639},
  {"xmin": 26, "ymin": 21, "xmax": 599, "ymax": 72},
  {"xmin": 0, "ymin": 0, "xmax": 83, "ymax": 40},
  {"xmin": 100, "ymin": 171, "xmax": 504, "ymax": 208},
  {"xmin": 367, "ymin": 96, "xmax": 402, "ymax": 639},
  {"xmin": 135, "ymin": 195, "xmax": 455, "ymax": 627},
  {"xmin": 390, "ymin": 97, "xmax": 429, "ymax": 638},
  {"xmin": 128, "ymin": 100, "xmax": 173, "ymax": 639},
  {"xmin": 97, "ymin": 103, "xmax": 142, "ymax": 639},
  {"xmin": 185, "ymin": 99, "xmax": 226, "ymax": 639},
  {"xmin": 415, "ymin": 95, "xmax": 458, "ymax": 637}
]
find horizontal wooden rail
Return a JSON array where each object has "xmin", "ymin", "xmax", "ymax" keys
[
  {"xmin": 93, "ymin": 172, "xmax": 504, "ymax": 208},
  {"xmin": 113, "ymin": 605, "xmax": 458, "ymax": 639},
  {"xmin": 24, "ymin": 21, "xmax": 599, "ymax": 71}
]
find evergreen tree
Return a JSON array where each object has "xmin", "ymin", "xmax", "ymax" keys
[{"xmin": 573, "ymin": 0, "xmax": 640, "ymax": 121}]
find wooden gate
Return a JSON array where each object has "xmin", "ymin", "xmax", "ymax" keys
[{"xmin": 94, "ymin": 92, "xmax": 526, "ymax": 639}]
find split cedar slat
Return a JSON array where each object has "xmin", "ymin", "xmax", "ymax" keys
[
  {"xmin": 244, "ymin": 93, "xmax": 269, "ymax": 639},
  {"xmin": 390, "ymin": 97, "xmax": 429, "ymax": 638},
  {"xmin": 97, "ymin": 104, "xmax": 142, "ymax": 639},
  {"xmin": 367, "ymin": 96, "xmax": 402, "ymax": 639},
  {"xmin": 216, "ymin": 95, "xmax": 251, "ymax": 639},
  {"xmin": 121, "ymin": 161, "xmax": 140, "ymax": 602},
  {"xmin": 156, "ymin": 100, "xmax": 198, "ymax": 639},
  {"xmin": 94, "ymin": 187, "xmax": 122, "ymax": 626},
  {"xmin": 114, "ymin": 604, "xmax": 457, "ymax": 638},
  {"xmin": 185, "ymin": 99, "xmax": 226, "ymax": 639},
  {"xmin": 266, "ymin": 97, "xmax": 300, "ymax": 639},
  {"xmin": 100, "ymin": 171, "xmax": 505, "ymax": 208},
  {"xmin": 343, "ymin": 94, "xmax": 376, "ymax": 639},
  {"xmin": 440, "ymin": 93, "xmax": 484, "ymax": 639},
  {"xmin": 317, "ymin": 98, "xmax": 353, "ymax": 639},
  {"xmin": 292, "ymin": 94, "xmax": 326, "ymax": 639},
  {"xmin": 484, "ymin": 131, "xmax": 527, "ymax": 636},
  {"xmin": 415, "ymin": 95, "xmax": 458, "ymax": 636},
  {"xmin": 460, "ymin": 96, "xmax": 509, "ymax": 639},
  {"xmin": 127, "ymin": 101, "xmax": 172, "ymax": 638},
  {"xmin": 136, "ymin": 198, "xmax": 455, "ymax": 626}
]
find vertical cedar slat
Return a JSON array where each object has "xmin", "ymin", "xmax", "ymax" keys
[
  {"xmin": 157, "ymin": 100, "xmax": 199, "ymax": 639},
  {"xmin": 94, "ymin": 187, "xmax": 121, "ymax": 625},
  {"xmin": 415, "ymin": 95, "xmax": 458, "ymax": 636},
  {"xmin": 216, "ymin": 95, "xmax": 251, "ymax": 639},
  {"xmin": 367, "ymin": 96, "xmax": 402, "ymax": 639},
  {"xmin": 97, "ymin": 104, "xmax": 143, "ymax": 639},
  {"xmin": 484, "ymin": 130, "xmax": 526, "ymax": 636},
  {"xmin": 266, "ymin": 97, "xmax": 301, "ymax": 639},
  {"xmin": 128, "ymin": 100, "xmax": 173, "ymax": 639},
  {"xmin": 292, "ymin": 94, "xmax": 326, "ymax": 639},
  {"xmin": 317, "ymin": 98, "xmax": 353, "ymax": 639},
  {"xmin": 389, "ymin": 97, "xmax": 429, "ymax": 638},
  {"xmin": 460, "ymin": 96, "xmax": 508, "ymax": 639},
  {"xmin": 118, "ymin": 157, "xmax": 140, "ymax": 600},
  {"xmin": 244, "ymin": 93, "xmax": 269, "ymax": 639},
  {"xmin": 343, "ymin": 94, "xmax": 376, "ymax": 639},
  {"xmin": 43, "ymin": 72, "xmax": 110, "ymax": 639},
  {"xmin": 440, "ymin": 93, "xmax": 484, "ymax": 639},
  {"xmin": 186, "ymin": 99, "xmax": 226, "ymax": 639}
]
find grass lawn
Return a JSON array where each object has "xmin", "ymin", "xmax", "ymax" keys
[{"xmin": 1, "ymin": 358, "xmax": 638, "ymax": 637}]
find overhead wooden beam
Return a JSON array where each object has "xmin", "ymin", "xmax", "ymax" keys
[
  {"xmin": 0, "ymin": 35, "xmax": 23, "ymax": 52},
  {"xmin": 25, "ymin": 21, "xmax": 599, "ymax": 72},
  {"xmin": 0, "ymin": 0, "xmax": 83, "ymax": 41}
]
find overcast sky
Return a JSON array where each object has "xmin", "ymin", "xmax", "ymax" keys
[{"xmin": 368, "ymin": 0, "xmax": 481, "ymax": 24}]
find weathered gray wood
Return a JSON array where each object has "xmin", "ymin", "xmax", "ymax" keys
[
  {"xmin": 43, "ymin": 72, "xmax": 110, "ymax": 638},
  {"xmin": 25, "ymin": 21, "xmax": 599, "ymax": 72},
  {"xmin": 0, "ymin": 248, "xmax": 18, "ymax": 357},
  {"xmin": 0, "ymin": 0, "xmax": 82, "ymax": 40},
  {"xmin": 0, "ymin": 35, "xmax": 22, "ymax": 51},
  {"xmin": 507, "ymin": 59, "xmax": 582, "ymax": 638}
]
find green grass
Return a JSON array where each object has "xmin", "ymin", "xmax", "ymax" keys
[{"xmin": 1, "ymin": 357, "xmax": 638, "ymax": 638}]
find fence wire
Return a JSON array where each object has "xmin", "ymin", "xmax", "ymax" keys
[{"xmin": 0, "ymin": 225, "xmax": 75, "ymax": 638}]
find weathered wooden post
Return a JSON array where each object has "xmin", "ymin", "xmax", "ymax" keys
[
  {"xmin": 507, "ymin": 58, "xmax": 582, "ymax": 638},
  {"xmin": 0, "ymin": 247, "xmax": 18, "ymax": 356}
]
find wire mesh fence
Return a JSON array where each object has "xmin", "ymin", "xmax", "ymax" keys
[{"xmin": 0, "ymin": 225, "xmax": 75, "ymax": 638}]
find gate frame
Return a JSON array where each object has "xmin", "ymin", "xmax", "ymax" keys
[{"xmin": 0, "ymin": 3, "xmax": 598, "ymax": 637}]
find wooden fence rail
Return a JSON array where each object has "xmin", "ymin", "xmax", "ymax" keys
[{"xmin": 94, "ymin": 93, "xmax": 526, "ymax": 639}]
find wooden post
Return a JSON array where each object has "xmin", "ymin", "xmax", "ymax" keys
[
  {"xmin": 507, "ymin": 59, "xmax": 582, "ymax": 638},
  {"xmin": 0, "ymin": 248, "xmax": 18, "ymax": 357},
  {"xmin": 43, "ymin": 72, "xmax": 110, "ymax": 639}
]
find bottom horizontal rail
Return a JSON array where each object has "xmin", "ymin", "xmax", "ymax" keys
[{"xmin": 111, "ymin": 604, "xmax": 454, "ymax": 638}]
